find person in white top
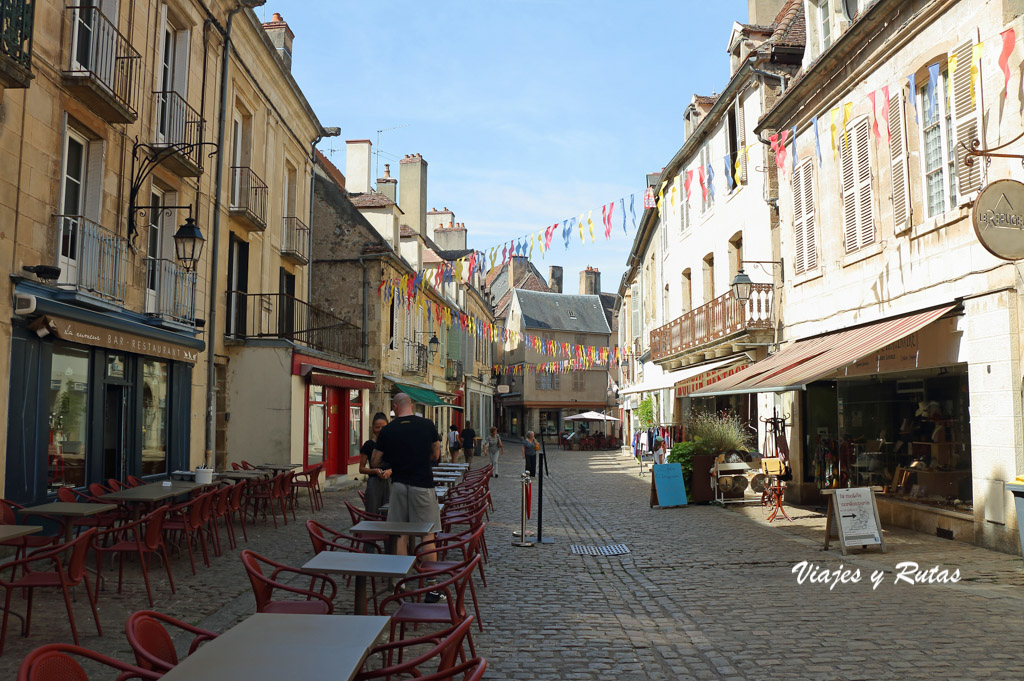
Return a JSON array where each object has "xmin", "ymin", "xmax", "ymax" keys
[{"xmin": 653, "ymin": 436, "xmax": 668, "ymax": 465}]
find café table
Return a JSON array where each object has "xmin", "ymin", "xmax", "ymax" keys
[
  {"xmin": 0, "ymin": 525, "xmax": 44, "ymax": 543},
  {"xmin": 17, "ymin": 502, "xmax": 117, "ymax": 547},
  {"xmin": 303, "ymin": 552, "xmax": 415, "ymax": 615},
  {"xmin": 102, "ymin": 481, "xmax": 214, "ymax": 519},
  {"xmin": 435, "ymin": 486, "xmax": 449, "ymax": 499},
  {"xmin": 256, "ymin": 463, "xmax": 302, "ymax": 472},
  {"xmin": 160, "ymin": 613, "xmax": 390, "ymax": 681},
  {"xmin": 219, "ymin": 470, "xmax": 268, "ymax": 481},
  {"xmin": 349, "ymin": 520, "xmax": 437, "ymax": 554}
]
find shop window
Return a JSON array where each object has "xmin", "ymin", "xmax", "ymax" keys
[
  {"xmin": 48, "ymin": 344, "xmax": 91, "ymax": 491},
  {"xmin": 307, "ymin": 384, "xmax": 325, "ymax": 467},
  {"xmin": 349, "ymin": 390, "xmax": 362, "ymax": 464},
  {"xmin": 141, "ymin": 360, "xmax": 169, "ymax": 476}
]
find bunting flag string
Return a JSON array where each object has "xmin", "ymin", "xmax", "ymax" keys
[{"xmin": 868, "ymin": 91, "xmax": 880, "ymax": 141}]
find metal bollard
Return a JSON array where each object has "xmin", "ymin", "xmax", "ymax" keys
[{"xmin": 511, "ymin": 471, "xmax": 535, "ymax": 547}]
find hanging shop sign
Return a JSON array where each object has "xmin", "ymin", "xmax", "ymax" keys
[
  {"xmin": 47, "ymin": 317, "xmax": 200, "ymax": 364},
  {"xmin": 973, "ymin": 179, "xmax": 1024, "ymax": 261}
]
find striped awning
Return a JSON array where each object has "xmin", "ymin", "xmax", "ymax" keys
[{"xmin": 692, "ymin": 305, "xmax": 956, "ymax": 397}]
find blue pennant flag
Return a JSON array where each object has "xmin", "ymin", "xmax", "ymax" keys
[
  {"xmin": 562, "ymin": 219, "xmax": 570, "ymax": 249},
  {"xmin": 926, "ymin": 63, "xmax": 939, "ymax": 121},
  {"xmin": 908, "ymin": 73, "xmax": 918, "ymax": 123},
  {"xmin": 567, "ymin": 218, "xmax": 576, "ymax": 249},
  {"xmin": 629, "ymin": 194, "xmax": 637, "ymax": 229},
  {"xmin": 620, "ymin": 197, "xmax": 627, "ymax": 233},
  {"xmin": 724, "ymin": 155, "xmax": 734, "ymax": 190},
  {"xmin": 706, "ymin": 163, "xmax": 715, "ymax": 201},
  {"xmin": 811, "ymin": 116, "xmax": 822, "ymax": 166}
]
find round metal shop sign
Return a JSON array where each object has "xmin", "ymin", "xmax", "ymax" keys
[{"xmin": 972, "ymin": 179, "xmax": 1024, "ymax": 261}]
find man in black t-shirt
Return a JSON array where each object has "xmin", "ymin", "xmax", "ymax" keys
[
  {"xmin": 372, "ymin": 393, "xmax": 441, "ymax": 558},
  {"xmin": 461, "ymin": 422, "xmax": 477, "ymax": 461}
]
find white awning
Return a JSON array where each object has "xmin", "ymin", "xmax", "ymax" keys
[{"xmin": 619, "ymin": 356, "xmax": 743, "ymax": 395}]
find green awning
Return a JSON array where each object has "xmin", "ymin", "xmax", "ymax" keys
[{"xmin": 394, "ymin": 383, "xmax": 445, "ymax": 406}]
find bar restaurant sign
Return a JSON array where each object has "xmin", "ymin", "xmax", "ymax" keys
[
  {"xmin": 48, "ymin": 317, "xmax": 199, "ymax": 364},
  {"xmin": 973, "ymin": 179, "xmax": 1024, "ymax": 261}
]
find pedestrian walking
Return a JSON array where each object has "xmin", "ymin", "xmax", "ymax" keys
[
  {"xmin": 372, "ymin": 393, "xmax": 442, "ymax": 561},
  {"xmin": 523, "ymin": 430, "xmax": 538, "ymax": 477},
  {"xmin": 484, "ymin": 426, "xmax": 504, "ymax": 476},
  {"xmin": 461, "ymin": 421, "xmax": 477, "ymax": 462},
  {"xmin": 650, "ymin": 436, "xmax": 667, "ymax": 507},
  {"xmin": 447, "ymin": 424, "xmax": 462, "ymax": 463},
  {"xmin": 359, "ymin": 412, "xmax": 392, "ymax": 514}
]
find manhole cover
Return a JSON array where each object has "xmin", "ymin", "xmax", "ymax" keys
[{"xmin": 570, "ymin": 544, "xmax": 630, "ymax": 556}]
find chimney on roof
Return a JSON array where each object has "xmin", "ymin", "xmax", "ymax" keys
[
  {"xmin": 427, "ymin": 206, "xmax": 454, "ymax": 242},
  {"xmin": 261, "ymin": 13, "xmax": 294, "ymax": 71},
  {"xmin": 548, "ymin": 266, "xmax": 563, "ymax": 294},
  {"xmin": 399, "ymin": 153, "xmax": 428, "ymax": 238},
  {"xmin": 747, "ymin": 0, "xmax": 786, "ymax": 25},
  {"xmin": 579, "ymin": 266, "xmax": 600, "ymax": 295},
  {"xmin": 345, "ymin": 140, "xmax": 372, "ymax": 194},
  {"xmin": 376, "ymin": 163, "xmax": 396, "ymax": 201}
]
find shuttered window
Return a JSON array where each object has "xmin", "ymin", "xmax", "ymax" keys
[
  {"xmin": 841, "ymin": 117, "xmax": 874, "ymax": 253},
  {"xmin": 916, "ymin": 70, "xmax": 957, "ymax": 217},
  {"xmin": 888, "ymin": 90, "xmax": 912, "ymax": 231},
  {"xmin": 792, "ymin": 160, "xmax": 817, "ymax": 274},
  {"xmin": 951, "ymin": 37, "xmax": 983, "ymax": 201}
]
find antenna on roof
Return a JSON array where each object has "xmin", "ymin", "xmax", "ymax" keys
[{"xmin": 375, "ymin": 124, "xmax": 411, "ymax": 181}]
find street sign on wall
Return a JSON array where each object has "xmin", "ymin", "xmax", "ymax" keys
[{"xmin": 973, "ymin": 179, "xmax": 1024, "ymax": 261}]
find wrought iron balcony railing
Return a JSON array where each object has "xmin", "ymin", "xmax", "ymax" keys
[
  {"xmin": 0, "ymin": 0, "xmax": 34, "ymax": 87},
  {"xmin": 54, "ymin": 214, "xmax": 128, "ymax": 303},
  {"xmin": 63, "ymin": 5, "xmax": 140, "ymax": 122},
  {"xmin": 226, "ymin": 291, "xmax": 360, "ymax": 362},
  {"xmin": 403, "ymin": 340, "xmax": 428, "ymax": 375},
  {"xmin": 229, "ymin": 166, "xmax": 268, "ymax": 230},
  {"xmin": 145, "ymin": 257, "xmax": 196, "ymax": 325},
  {"xmin": 281, "ymin": 216, "xmax": 309, "ymax": 264},
  {"xmin": 445, "ymin": 358, "xmax": 463, "ymax": 382},
  {"xmin": 650, "ymin": 284, "xmax": 773, "ymax": 361},
  {"xmin": 153, "ymin": 89, "xmax": 204, "ymax": 174}
]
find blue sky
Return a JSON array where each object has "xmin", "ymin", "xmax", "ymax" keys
[{"xmin": 275, "ymin": 1, "xmax": 748, "ymax": 294}]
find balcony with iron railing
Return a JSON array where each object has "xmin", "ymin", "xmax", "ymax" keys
[
  {"xmin": 0, "ymin": 0, "xmax": 34, "ymax": 88},
  {"xmin": 226, "ymin": 291, "xmax": 360, "ymax": 362},
  {"xmin": 62, "ymin": 5, "xmax": 141, "ymax": 123},
  {"xmin": 445, "ymin": 358, "xmax": 463, "ymax": 383},
  {"xmin": 54, "ymin": 215, "xmax": 129, "ymax": 304},
  {"xmin": 281, "ymin": 217, "xmax": 309, "ymax": 265},
  {"xmin": 145, "ymin": 257, "xmax": 196, "ymax": 326},
  {"xmin": 229, "ymin": 166, "xmax": 268, "ymax": 231},
  {"xmin": 403, "ymin": 340, "xmax": 428, "ymax": 375},
  {"xmin": 650, "ymin": 284, "xmax": 773, "ymax": 365},
  {"xmin": 153, "ymin": 90, "xmax": 204, "ymax": 176}
]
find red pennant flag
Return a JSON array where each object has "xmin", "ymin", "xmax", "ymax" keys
[
  {"xmin": 775, "ymin": 130, "xmax": 789, "ymax": 170},
  {"xmin": 467, "ymin": 252, "xmax": 476, "ymax": 278},
  {"xmin": 607, "ymin": 201, "xmax": 615, "ymax": 237},
  {"xmin": 1000, "ymin": 28, "xmax": 1016, "ymax": 98},
  {"xmin": 501, "ymin": 244, "xmax": 508, "ymax": 264},
  {"xmin": 868, "ymin": 91, "xmax": 880, "ymax": 141},
  {"xmin": 684, "ymin": 171, "xmax": 693, "ymax": 199},
  {"xmin": 601, "ymin": 204, "xmax": 611, "ymax": 238},
  {"xmin": 698, "ymin": 165, "xmax": 707, "ymax": 200},
  {"xmin": 881, "ymin": 86, "xmax": 891, "ymax": 143}
]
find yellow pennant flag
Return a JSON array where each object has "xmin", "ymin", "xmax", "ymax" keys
[
  {"xmin": 489, "ymin": 247, "xmax": 497, "ymax": 273},
  {"xmin": 587, "ymin": 211, "xmax": 595, "ymax": 243},
  {"xmin": 670, "ymin": 182, "xmax": 677, "ymax": 208},
  {"xmin": 842, "ymin": 102, "xmax": 853, "ymax": 153},
  {"xmin": 538, "ymin": 230, "xmax": 546, "ymax": 258},
  {"xmin": 830, "ymin": 107, "xmax": 839, "ymax": 159},
  {"xmin": 657, "ymin": 187, "xmax": 664, "ymax": 218},
  {"xmin": 947, "ymin": 53, "xmax": 958, "ymax": 103},
  {"xmin": 733, "ymin": 148, "xmax": 743, "ymax": 188},
  {"xmin": 578, "ymin": 214, "xmax": 585, "ymax": 244},
  {"xmin": 455, "ymin": 258, "xmax": 463, "ymax": 280},
  {"xmin": 971, "ymin": 42, "xmax": 984, "ymax": 107},
  {"xmin": 528, "ymin": 233, "xmax": 534, "ymax": 260}
]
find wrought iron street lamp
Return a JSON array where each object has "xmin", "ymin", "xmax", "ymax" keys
[
  {"xmin": 173, "ymin": 217, "xmax": 205, "ymax": 272},
  {"xmin": 730, "ymin": 269, "xmax": 754, "ymax": 304}
]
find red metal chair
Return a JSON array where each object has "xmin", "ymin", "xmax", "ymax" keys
[
  {"xmin": 378, "ymin": 555, "xmax": 482, "ymax": 656},
  {"xmin": 127, "ymin": 475, "xmax": 145, "ymax": 487},
  {"xmin": 0, "ymin": 499, "xmax": 60, "ymax": 561},
  {"xmin": 240, "ymin": 550, "xmax": 336, "ymax": 614},
  {"xmin": 291, "ymin": 463, "xmax": 324, "ymax": 513},
  {"xmin": 92, "ymin": 507, "xmax": 175, "ymax": 607},
  {"xmin": 231, "ymin": 462, "xmax": 243, "ymax": 471},
  {"xmin": 225, "ymin": 480, "xmax": 249, "ymax": 544},
  {"xmin": 55, "ymin": 487, "xmax": 122, "ymax": 535},
  {"xmin": 107, "ymin": 478, "xmax": 129, "ymax": 491},
  {"xmin": 279, "ymin": 471, "xmax": 298, "ymax": 523},
  {"xmin": 356, "ymin": 616, "xmax": 475, "ymax": 680},
  {"xmin": 249, "ymin": 473, "xmax": 286, "ymax": 528},
  {"xmin": 162, "ymin": 491, "xmax": 214, "ymax": 575},
  {"xmin": 125, "ymin": 610, "xmax": 219, "ymax": 674},
  {"xmin": 306, "ymin": 520, "xmax": 380, "ymax": 555},
  {"xmin": 0, "ymin": 529, "xmax": 101, "ymax": 655},
  {"xmin": 17, "ymin": 643, "xmax": 161, "ymax": 681},
  {"xmin": 414, "ymin": 524, "xmax": 488, "ymax": 630},
  {"xmin": 412, "ymin": 658, "xmax": 486, "ymax": 681},
  {"xmin": 206, "ymin": 485, "xmax": 233, "ymax": 556},
  {"xmin": 240, "ymin": 460, "xmax": 257, "ymax": 470}
]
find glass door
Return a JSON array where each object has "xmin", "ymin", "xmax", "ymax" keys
[{"xmin": 102, "ymin": 353, "xmax": 131, "ymax": 484}]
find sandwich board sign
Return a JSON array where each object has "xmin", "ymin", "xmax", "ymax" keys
[
  {"xmin": 823, "ymin": 487, "xmax": 886, "ymax": 555},
  {"xmin": 653, "ymin": 463, "xmax": 688, "ymax": 508}
]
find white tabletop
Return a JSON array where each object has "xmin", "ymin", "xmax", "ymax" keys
[{"xmin": 160, "ymin": 613, "xmax": 390, "ymax": 681}]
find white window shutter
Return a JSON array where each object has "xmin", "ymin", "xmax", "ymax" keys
[
  {"xmin": 173, "ymin": 28, "xmax": 191, "ymax": 97},
  {"xmin": 737, "ymin": 99, "xmax": 747, "ymax": 184},
  {"xmin": 841, "ymin": 125, "xmax": 858, "ymax": 253},
  {"xmin": 792, "ymin": 163, "xmax": 806, "ymax": 274},
  {"xmin": 951, "ymin": 35, "xmax": 983, "ymax": 200},
  {"xmin": 154, "ymin": 4, "xmax": 168, "ymax": 92},
  {"xmin": 855, "ymin": 119, "xmax": 874, "ymax": 247},
  {"xmin": 84, "ymin": 139, "xmax": 105, "ymax": 223},
  {"xmin": 802, "ymin": 162, "xmax": 817, "ymax": 271},
  {"xmin": 888, "ymin": 91, "xmax": 911, "ymax": 232}
]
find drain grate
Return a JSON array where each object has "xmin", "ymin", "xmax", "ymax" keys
[{"xmin": 570, "ymin": 543, "xmax": 630, "ymax": 556}]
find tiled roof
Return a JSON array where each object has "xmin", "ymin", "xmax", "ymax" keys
[
  {"xmin": 693, "ymin": 94, "xmax": 719, "ymax": 106},
  {"xmin": 770, "ymin": 0, "xmax": 805, "ymax": 47},
  {"xmin": 349, "ymin": 192, "xmax": 396, "ymax": 208},
  {"xmin": 400, "ymin": 225, "xmax": 418, "ymax": 237},
  {"xmin": 514, "ymin": 290, "xmax": 611, "ymax": 334},
  {"xmin": 315, "ymin": 150, "xmax": 346, "ymax": 191},
  {"xmin": 739, "ymin": 22, "xmax": 774, "ymax": 33}
]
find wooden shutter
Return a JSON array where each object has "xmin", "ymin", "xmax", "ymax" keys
[
  {"xmin": 951, "ymin": 36, "xmax": 983, "ymax": 200},
  {"xmin": 792, "ymin": 163, "xmax": 807, "ymax": 273},
  {"xmin": 737, "ymin": 98, "xmax": 747, "ymax": 184},
  {"xmin": 854, "ymin": 119, "xmax": 874, "ymax": 247},
  {"xmin": 83, "ymin": 139, "xmax": 105, "ymax": 222},
  {"xmin": 802, "ymin": 161, "xmax": 817, "ymax": 271},
  {"xmin": 888, "ymin": 91, "xmax": 911, "ymax": 232},
  {"xmin": 841, "ymin": 122, "xmax": 858, "ymax": 253}
]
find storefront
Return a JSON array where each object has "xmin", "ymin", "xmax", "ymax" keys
[
  {"xmin": 6, "ymin": 291, "xmax": 202, "ymax": 505},
  {"xmin": 298, "ymin": 354, "xmax": 373, "ymax": 477}
]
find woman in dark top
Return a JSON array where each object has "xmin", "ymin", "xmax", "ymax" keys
[{"xmin": 359, "ymin": 412, "xmax": 392, "ymax": 514}]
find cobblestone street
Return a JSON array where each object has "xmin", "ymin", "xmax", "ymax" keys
[{"xmin": 3, "ymin": 449, "xmax": 1024, "ymax": 679}]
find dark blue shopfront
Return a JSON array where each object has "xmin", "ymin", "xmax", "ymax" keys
[{"xmin": 6, "ymin": 285, "xmax": 203, "ymax": 506}]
